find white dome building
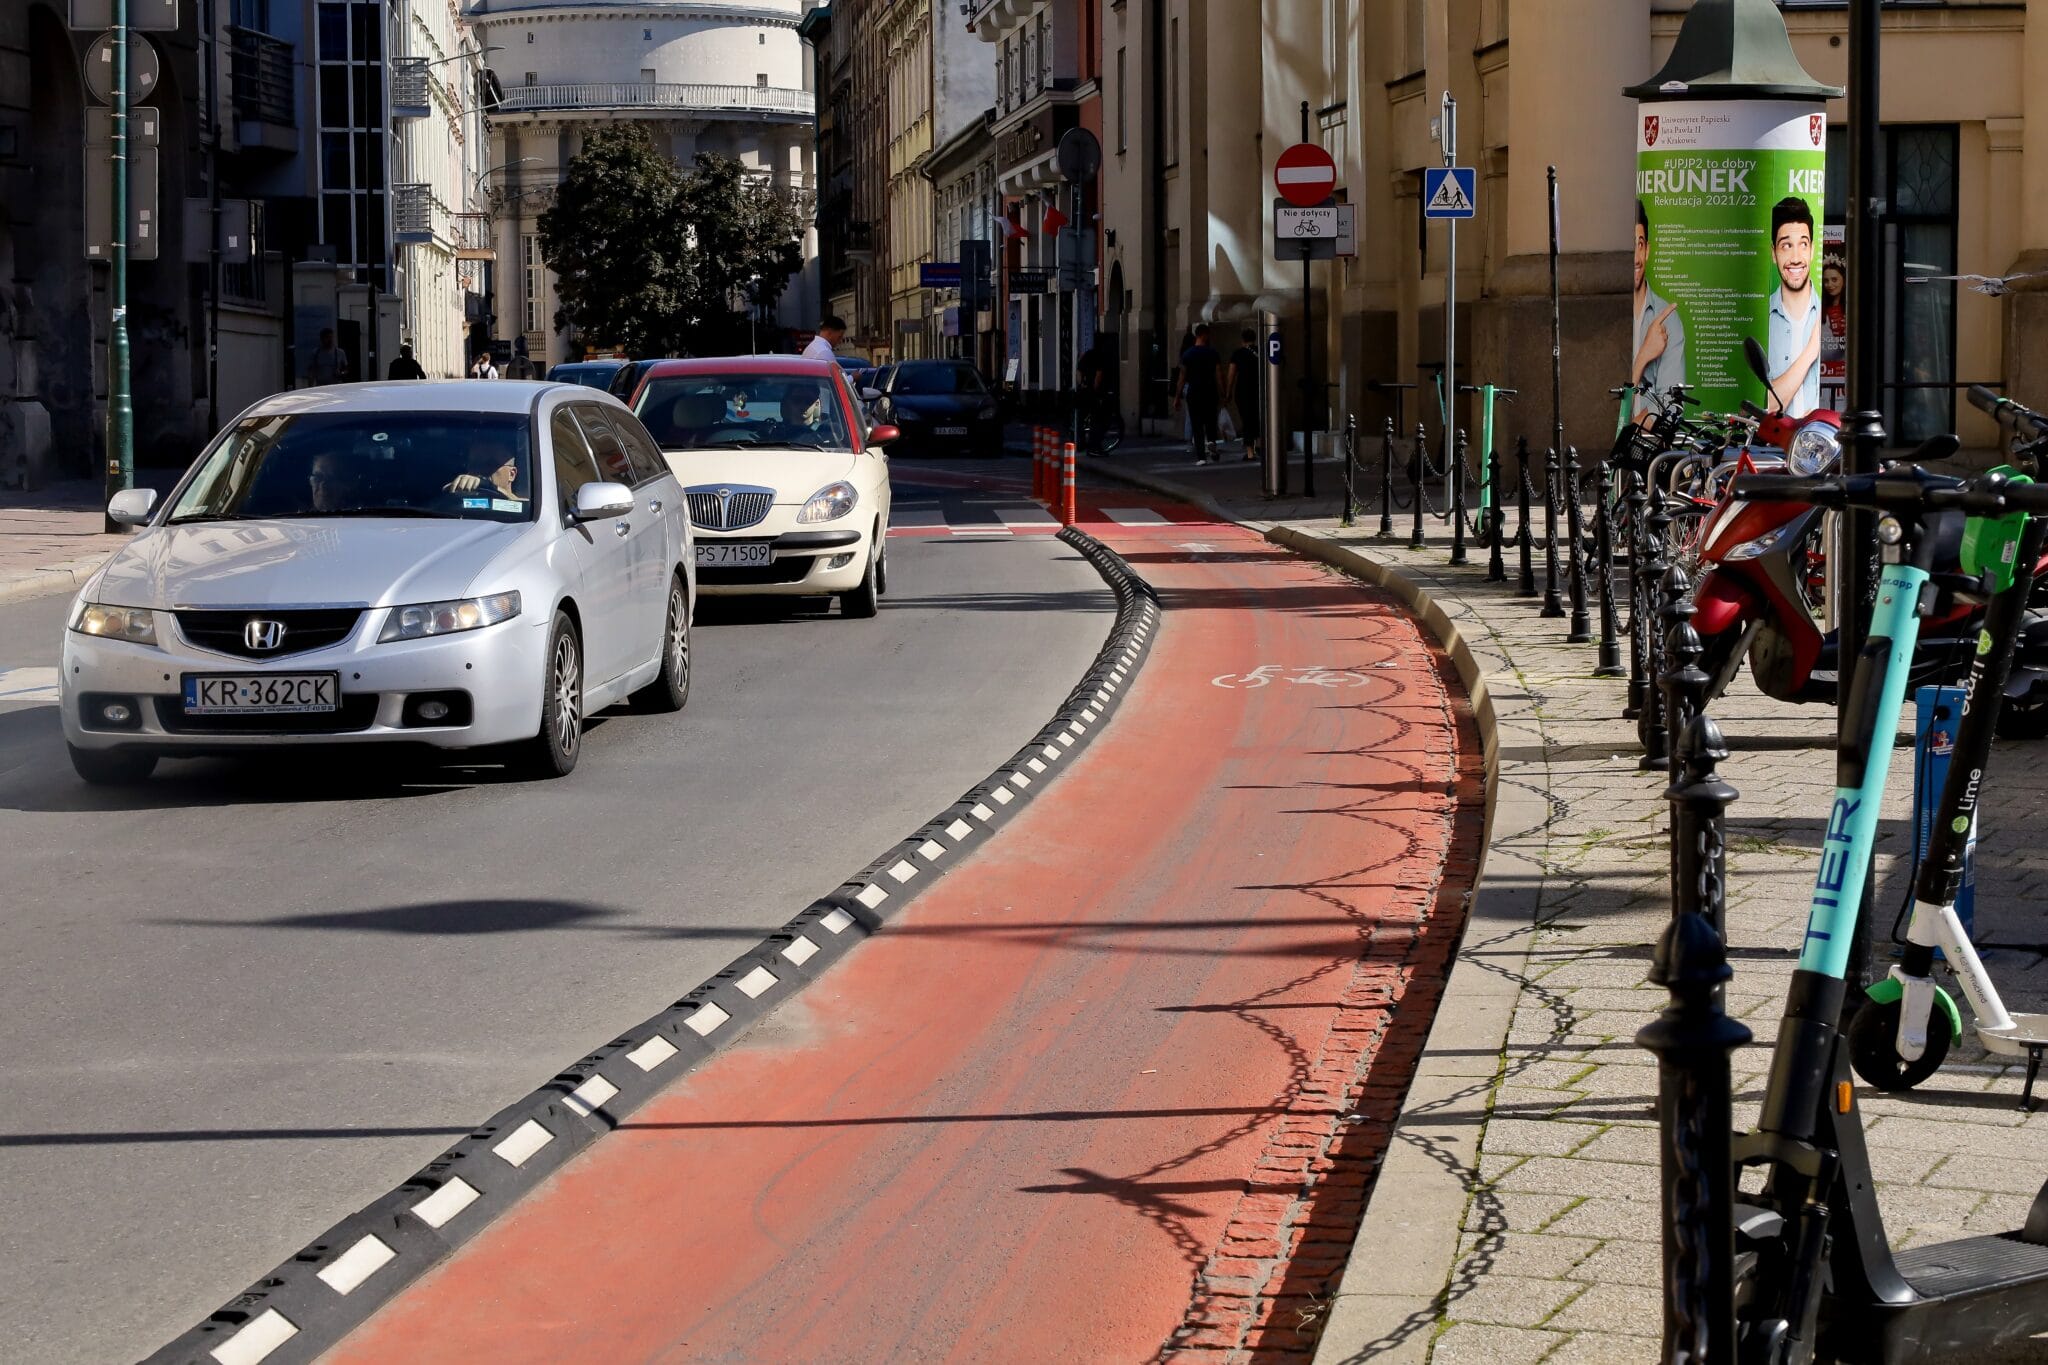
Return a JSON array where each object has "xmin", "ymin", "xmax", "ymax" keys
[{"xmin": 468, "ymin": 0, "xmax": 820, "ymax": 367}]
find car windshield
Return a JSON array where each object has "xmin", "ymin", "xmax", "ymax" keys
[
  {"xmin": 634, "ymin": 374, "xmax": 854, "ymax": 451},
  {"xmin": 165, "ymin": 411, "xmax": 537, "ymax": 524},
  {"xmin": 893, "ymin": 363, "xmax": 987, "ymax": 396}
]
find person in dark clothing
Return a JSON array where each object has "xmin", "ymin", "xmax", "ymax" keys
[
  {"xmin": 387, "ymin": 343, "xmax": 427, "ymax": 381},
  {"xmin": 1226, "ymin": 327, "xmax": 1262, "ymax": 463},
  {"xmin": 1173, "ymin": 323, "xmax": 1224, "ymax": 464}
]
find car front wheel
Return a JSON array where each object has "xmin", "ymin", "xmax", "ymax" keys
[
  {"xmin": 68, "ymin": 743, "xmax": 158, "ymax": 786},
  {"xmin": 842, "ymin": 531, "xmax": 881, "ymax": 619},
  {"xmin": 631, "ymin": 575, "xmax": 692, "ymax": 713},
  {"xmin": 523, "ymin": 611, "xmax": 584, "ymax": 777}
]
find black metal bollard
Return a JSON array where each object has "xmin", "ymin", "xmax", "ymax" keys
[
  {"xmin": 1342, "ymin": 414, "xmax": 1358, "ymax": 529},
  {"xmin": 1592, "ymin": 456, "xmax": 1625, "ymax": 677},
  {"xmin": 1638, "ymin": 713, "xmax": 1748, "ymax": 1365},
  {"xmin": 1661, "ymin": 572, "xmax": 1707, "ymax": 753},
  {"xmin": 1486, "ymin": 443, "xmax": 1507, "ymax": 582},
  {"xmin": 1409, "ymin": 421, "xmax": 1428, "ymax": 549},
  {"xmin": 1377, "ymin": 417, "xmax": 1395, "ymax": 539},
  {"xmin": 1625, "ymin": 468, "xmax": 1653, "ymax": 720},
  {"xmin": 1638, "ymin": 505, "xmax": 1678, "ymax": 771},
  {"xmin": 1449, "ymin": 428, "xmax": 1469, "ymax": 567},
  {"xmin": 1540, "ymin": 446, "xmax": 1566, "ymax": 618},
  {"xmin": 1516, "ymin": 438, "xmax": 1537, "ymax": 597},
  {"xmin": 1565, "ymin": 450, "xmax": 1592, "ymax": 643}
]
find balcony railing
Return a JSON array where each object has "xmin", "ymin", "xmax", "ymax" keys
[
  {"xmin": 390, "ymin": 57, "xmax": 432, "ymax": 119},
  {"xmin": 492, "ymin": 82, "xmax": 815, "ymax": 118},
  {"xmin": 394, "ymin": 183, "xmax": 435, "ymax": 243},
  {"xmin": 229, "ymin": 27, "xmax": 295, "ymax": 131},
  {"xmin": 451, "ymin": 213, "xmax": 495, "ymax": 260}
]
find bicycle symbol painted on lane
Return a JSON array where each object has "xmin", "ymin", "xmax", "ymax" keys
[{"xmin": 1210, "ymin": 664, "xmax": 1384, "ymax": 690}]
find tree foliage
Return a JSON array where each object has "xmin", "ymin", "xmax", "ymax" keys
[{"xmin": 538, "ymin": 127, "xmax": 811, "ymax": 358}]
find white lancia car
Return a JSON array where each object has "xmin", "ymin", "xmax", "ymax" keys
[{"xmin": 629, "ymin": 356, "xmax": 896, "ymax": 616}]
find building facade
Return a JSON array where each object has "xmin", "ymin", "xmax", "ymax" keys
[
  {"xmin": 799, "ymin": 0, "xmax": 855, "ymax": 329},
  {"xmin": 1094, "ymin": 0, "xmax": 2048, "ymax": 453},
  {"xmin": 471, "ymin": 0, "xmax": 819, "ymax": 369},
  {"xmin": 881, "ymin": 0, "xmax": 935, "ymax": 359},
  {"xmin": 970, "ymin": 0, "xmax": 1104, "ymax": 399}
]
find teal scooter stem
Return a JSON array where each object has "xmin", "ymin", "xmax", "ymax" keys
[{"xmin": 1459, "ymin": 383, "xmax": 1517, "ymax": 544}]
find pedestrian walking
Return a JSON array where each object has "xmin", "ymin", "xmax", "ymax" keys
[
  {"xmin": 1172, "ymin": 324, "xmax": 1224, "ymax": 465},
  {"xmin": 1227, "ymin": 326, "xmax": 1262, "ymax": 463},
  {"xmin": 803, "ymin": 315, "xmax": 847, "ymax": 365},
  {"xmin": 470, "ymin": 352, "xmax": 500, "ymax": 380},
  {"xmin": 387, "ymin": 343, "xmax": 426, "ymax": 381},
  {"xmin": 303, "ymin": 328, "xmax": 349, "ymax": 387}
]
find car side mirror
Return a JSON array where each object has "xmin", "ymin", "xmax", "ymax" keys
[
  {"xmin": 868, "ymin": 425, "xmax": 901, "ymax": 448},
  {"xmin": 571, "ymin": 481, "xmax": 634, "ymax": 522},
  {"xmin": 107, "ymin": 487, "xmax": 156, "ymax": 526},
  {"xmin": 861, "ymin": 387, "xmax": 882, "ymax": 402}
]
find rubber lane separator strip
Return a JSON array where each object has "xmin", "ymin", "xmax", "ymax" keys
[{"xmin": 149, "ymin": 524, "xmax": 1162, "ymax": 1365}]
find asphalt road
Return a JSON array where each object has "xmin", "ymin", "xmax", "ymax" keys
[{"xmin": 0, "ymin": 459, "xmax": 1111, "ymax": 1363}]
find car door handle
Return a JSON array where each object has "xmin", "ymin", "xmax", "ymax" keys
[{"xmin": 614, "ymin": 520, "xmax": 631, "ymax": 538}]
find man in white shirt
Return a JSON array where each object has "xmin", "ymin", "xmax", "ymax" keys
[{"xmin": 803, "ymin": 315, "xmax": 847, "ymax": 365}]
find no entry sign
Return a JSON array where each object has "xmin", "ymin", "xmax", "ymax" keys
[{"xmin": 1274, "ymin": 143, "xmax": 1336, "ymax": 208}]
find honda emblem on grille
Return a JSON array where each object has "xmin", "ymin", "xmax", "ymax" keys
[{"xmin": 244, "ymin": 619, "xmax": 287, "ymax": 652}]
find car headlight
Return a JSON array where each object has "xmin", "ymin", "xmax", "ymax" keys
[
  {"xmin": 70, "ymin": 602, "xmax": 158, "ymax": 645},
  {"xmin": 378, "ymin": 591, "xmax": 521, "ymax": 643},
  {"xmin": 1724, "ymin": 525, "xmax": 1793, "ymax": 562},
  {"xmin": 977, "ymin": 404, "xmax": 998, "ymax": 421},
  {"xmin": 1786, "ymin": 422, "xmax": 1841, "ymax": 478},
  {"xmin": 798, "ymin": 481, "xmax": 860, "ymax": 524}
]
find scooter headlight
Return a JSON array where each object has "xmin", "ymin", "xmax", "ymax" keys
[
  {"xmin": 1724, "ymin": 524, "xmax": 1794, "ymax": 562},
  {"xmin": 1786, "ymin": 422, "xmax": 1841, "ymax": 478}
]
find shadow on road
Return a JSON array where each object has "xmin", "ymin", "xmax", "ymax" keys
[{"xmin": 150, "ymin": 897, "xmax": 620, "ymax": 936}]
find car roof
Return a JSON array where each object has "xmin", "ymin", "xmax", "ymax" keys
[
  {"xmin": 637, "ymin": 357, "xmax": 844, "ymax": 381},
  {"xmin": 241, "ymin": 381, "xmax": 616, "ymax": 418}
]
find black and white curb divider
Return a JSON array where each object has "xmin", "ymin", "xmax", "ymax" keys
[{"xmin": 150, "ymin": 526, "xmax": 1160, "ymax": 1365}]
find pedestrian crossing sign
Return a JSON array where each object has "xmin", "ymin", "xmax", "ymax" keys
[{"xmin": 1424, "ymin": 167, "xmax": 1477, "ymax": 219}]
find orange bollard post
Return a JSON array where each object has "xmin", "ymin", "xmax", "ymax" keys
[{"xmin": 1061, "ymin": 442, "xmax": 1077, "ymax": 527}]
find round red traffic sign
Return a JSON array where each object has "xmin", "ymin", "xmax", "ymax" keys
[{"xmin": 1274, "ymin": 143, "xmax": 1337, "ymax": 208}]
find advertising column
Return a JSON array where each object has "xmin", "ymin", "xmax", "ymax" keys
[{"xmin": 1632, "ymin": 102, "xmax": 1829, "ymax": 419}]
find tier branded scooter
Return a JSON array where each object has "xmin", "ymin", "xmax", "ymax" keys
[{"xmin": 1727, "ymin": 460, "xmax": 2048, "ymax": 1364}]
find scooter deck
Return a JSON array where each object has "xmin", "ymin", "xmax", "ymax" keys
[
  {"xmin": 1978, "ymin": 1013, "xmax": 2048, "ymax": 1051},
  {"xmin": 1855, "ymin": 1234, "xmax": 2048, "ymax": 1361}
]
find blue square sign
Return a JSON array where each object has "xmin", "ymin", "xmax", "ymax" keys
[{"xmin": 1423, "ymin": 167, "xmax": 1477, "ymax": 219}]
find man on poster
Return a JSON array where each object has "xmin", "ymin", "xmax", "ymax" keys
[
  {"xmin": 1631, "ymin": 200, "xmax": 1686, "ymax": 421},
  {"xmin": 1766, "ymin": 196, "xmax": 1823, "ymax": 417}
]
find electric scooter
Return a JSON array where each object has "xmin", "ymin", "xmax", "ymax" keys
[
  {"xmin": 1727, "ymin": 459, "xmax": 2048, "ymax": 1363},
  {"xmin": 1459, "ymin": 382, "xmax": 1516, "ymax": 546},
  {"xmin": 1848, "ymin": 390, "xmax": 2048, "ymax": 1099}
]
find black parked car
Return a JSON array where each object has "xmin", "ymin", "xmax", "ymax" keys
[{"xmin": 865, "ymin": 360, "xmax": 1000, "ymax": 456}]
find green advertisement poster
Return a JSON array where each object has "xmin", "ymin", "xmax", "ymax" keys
[{"xmin": 1632, "ymin": 100, "xmax": 1828, "ymax": 420}]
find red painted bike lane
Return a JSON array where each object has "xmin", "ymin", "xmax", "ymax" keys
[{"xmin": 329, "ymin": 496, "xmax": 1482, "ymax": 1364}]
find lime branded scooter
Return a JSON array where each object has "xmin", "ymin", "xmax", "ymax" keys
[
  {"xmin": 1727, "ymin": 461, "xmax": 2048, "ymax": 1363},
  {"xmin": 1849, "ymin": 394, "xmax": 2048, "ymax": 1102}
]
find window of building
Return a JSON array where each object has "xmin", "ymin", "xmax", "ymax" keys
[
  {"xmin": 522, "ymin": 234, "xmax": 542, "ymax": 335},
  {"xmin": 757, "ymin": 73, "xmax": 769, "ymax": 87},
  {"xmin": 640, "ymin": 67, "xmax": 656, "ymax": 84},
  {"xmin": 314, "ymin": 0, "xmax": 392, "ymax": 286},
  {"xmin": 1116, "ymin": 46, "xmax": 1127, "ymax": 153},
  {"xmin": 1403, "ymin": 0, "xmax": 1425, "ymax": 74}
]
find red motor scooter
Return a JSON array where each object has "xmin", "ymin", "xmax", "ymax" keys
[{"xmin": 1691, "ymin": 345, "xmax": 2048, "ymax": 709}]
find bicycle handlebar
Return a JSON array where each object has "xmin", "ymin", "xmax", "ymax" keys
[
  {"xmin": 1457, "ymin": 384, "xmax": 1519, "ymax": 398},
  {"xmin": 1969, "ymin": 384, "xmax": 2048, "ymax": 439},
  {"xmin": 1740, "ymin": 399, "xmax": 1768, "ymax": 421},
  {"xmin": 1731, "ymin": 458, "xmax": 2048, "ymax": 518}
]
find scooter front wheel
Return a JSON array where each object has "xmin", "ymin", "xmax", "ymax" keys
[{"xmin": 1847, "ymin": 997, "xmax": 1951, "ymax": 1091}]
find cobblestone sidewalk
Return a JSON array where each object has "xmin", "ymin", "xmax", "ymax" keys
[{"xmin": 1089, "ymin": 444, "xmax": 2048, "ymax": 1363}]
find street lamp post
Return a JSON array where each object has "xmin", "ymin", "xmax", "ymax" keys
[{"xmin": 104, "ymin": 0, "xmax": 134, "ymax": 532}]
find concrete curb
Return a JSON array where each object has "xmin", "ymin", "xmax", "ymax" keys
[
  {"xmin": 0, "ymin": 552, "xmax": 114, "ymax": 607},
  {"xmin": 145, "ymin": 526, "xmax": 1163, "ymax": 1365},
  {"xmin": 1081, "ymin": 457, "xmax": 1549, "ymax": 1365}
]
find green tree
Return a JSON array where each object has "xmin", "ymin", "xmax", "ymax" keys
[
  {"xmin": 536, "ymin": 125, "xmax": 695, "ymax": 357},
  {"xmin": 675, "ymin": 152, "xmax": 812, "ymax": 354}
]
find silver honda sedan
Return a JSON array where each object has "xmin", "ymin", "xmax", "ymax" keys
[{"xmin": 60, "ymin": 382, "xmax": 695, "ymax": 783}]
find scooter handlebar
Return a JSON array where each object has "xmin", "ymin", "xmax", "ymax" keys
[
  {"xmin": 1732, "ymin": 464, "xmax": 2048, "ymax": 517},
  {"xmin": 1970, "ymin": 384, "xmax": 2048, "ymax": 439}
]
